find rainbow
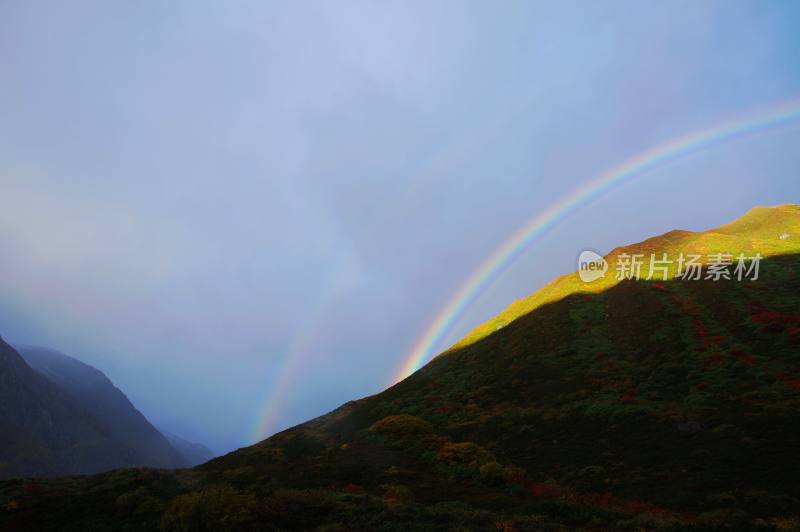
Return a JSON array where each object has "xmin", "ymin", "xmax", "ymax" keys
[
  {"xmin": 390, "ymin": 98, "xmax": 800, "ymax": 384},
  {"xmin": 247, "ymin": 339, "xmax": 313, "ymax": 443},
  {"xmin": 246, "ymin": 273, "xmax": 343, "ymax": 443}
]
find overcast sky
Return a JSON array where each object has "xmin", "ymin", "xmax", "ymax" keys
[{"xmin": 1, "ymin": 0, "xmax": 799, "ymax": 453}]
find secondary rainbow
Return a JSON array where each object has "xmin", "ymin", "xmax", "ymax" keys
[
  {"xmin": 390, "ymin": 98, "xmax": 800, "ymax": 384},
  {"xmin": 247, "ymin": 286, "xmax": 337, "ymax": 443}
]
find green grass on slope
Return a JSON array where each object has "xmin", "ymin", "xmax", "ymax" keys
[{"xmin": 454, "ymin": 204, "xmax": 800, "ymax": 351}]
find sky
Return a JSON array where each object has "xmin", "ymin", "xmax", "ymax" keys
[{"xmin": 1, "ymin": 0, "xmax": 799, "ymax": 453}]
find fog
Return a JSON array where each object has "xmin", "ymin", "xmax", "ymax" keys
[{"xmin": 1, "ymin": 0, "xmax": 798, "ymax": 452}]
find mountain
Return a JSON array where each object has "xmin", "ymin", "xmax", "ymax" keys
[
  {"xmin": 0, "ymin": 338, "xmax": 138, "ymax": 479},
  {"xmin": 160, "ymin": 430, "xmax": 215, "ymax": 467},
  {"xmin": 17, "ymin": 346, "xmax": 185, "ymax": 469},
  {"xmin": 1, "ymin": 204, "xmax": 799, "ymax": 531}
]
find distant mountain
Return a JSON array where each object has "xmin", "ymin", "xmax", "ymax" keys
[
  {"xmin": 2, "ymin": 205, "xmax": 800, "ymax": 530},
  {"xmin": 160, "ymin": 430, "xmax": 215, "ymax": 467},
  {"xmin": 0, "ymin": 337, "xmax": 138, "ymax": 479},
  {"xmin": 18, "ymin": 346, "xmax": 185, "ymax": 469}
]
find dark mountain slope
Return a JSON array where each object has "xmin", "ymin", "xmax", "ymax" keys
[
  {"xmin": 1, "ymin": 205, "xmax": 799, "ymax": 531},
  {"xmin": 0, "ymin": 338, "xmax": 138, "ymax": 479},
  {"xmin": 160, "ymin": 430, "xmax": 215, "ymax": 467},
  {"xmin": 18, "ymin": 346, "xmax": 185, "ymax": 469}
]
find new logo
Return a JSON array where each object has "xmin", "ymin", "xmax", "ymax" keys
[{"xmin": 578, "ymin": 250, "xmax": 608, "ymax": 283}]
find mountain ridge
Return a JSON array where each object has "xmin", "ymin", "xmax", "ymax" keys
[
  {"xmin": 451, "ymin": 203, "xmax": 800, "ymax": 353},
  {"xmin": 0, "ymin": 338, "xmax": 139, "ymax": 479},
  {"xmin": 160, "ymin": 429, "xmax": 215, "ymax": 467},
  {"xmin": 17, "ymin": 346, "xmax": 186, "ymax": 469}
]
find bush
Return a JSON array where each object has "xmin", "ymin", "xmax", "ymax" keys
[
  {"xmin": 425, "ymin": 501, "xmax": 494, "ymax": 525},
  {"xmin": 479, "ymin": 462, "xmax": 511, "ymax": 485},
  {"xmin": 160, "ymin": 486, "xmax": 258, "ymax": 532},
  {"xmin": 115, "ymin": 486, "xmax": 163, "ymax": 514},
  {"xmin": 382, "ymin": 484, "xmax": 412, "ymax": 508},
  {"xmin": 437, "ymin": 442, "xmax": 495, "ymax": 467},
  {"xmin": 369, "ymin": 415, "xmax": 433, "ymax": 437},
  {"xmin": 261, "ymin": 489, "xmax": 345, "ymax": 527}
]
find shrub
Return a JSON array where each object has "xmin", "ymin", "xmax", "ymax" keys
[
  {"xmin": 752, "ymin": 516, "xmax": 800, "ymax": 531},
  {"xmin": 426, "ymin": 501, "xmax": 494, "ymax": 525},
  {"xmin": 382, "ymin": 484, "xmax": 412, "ymax": 508},
  {"xmin": 479, "ymin": 462, "xmax": 511, "ymax": 485},
  {"xmin": 261, "ymin": 489, "xmax": 341, "ymax": 526},
  {"xmin": 343, "ymin": 483, "xmax": 364, "ymax": 494},
  {"xmin": 369, "ymin": 415, "xmax": 433, "ymax": 437},
  {"xmin": 116, "ymin": 486, "xmax": 163, "ymax": 515},
  {"xmin": 160, "ymin": 486, "xmax": 258, "ymax": 532},
  {"xmin": 437, "ymin": 442, "xmax": 495, "ymax": 467}
]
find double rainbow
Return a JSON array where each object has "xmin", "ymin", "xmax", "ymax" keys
[{"xmin": 247, "ymin": 98, "xmax": 800, "ymax": 444}]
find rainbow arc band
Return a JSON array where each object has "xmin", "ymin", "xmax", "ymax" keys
[{"xmin": 390, "ymin": 98, "xmax": 800, "ymax": 384}]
